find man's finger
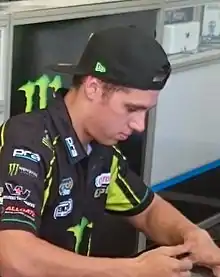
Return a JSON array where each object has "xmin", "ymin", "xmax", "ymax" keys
[
  {"xmin": 178, "ymin": 258, "xmax": 193, "ymax": 271},
  {"xmin": 213, "ymin": 266, "xmax": 220, "ymax": 277},
  {"xmin": 160, "ymin": 245, "xmax": 191, "ymax": 257},
  {"xmin": 172, "ymin": 269, "xmax": 192, "ymax": 277},
  {"xmin": 179, "ymin": 271, "xmax": 192, "ymax": 277}
]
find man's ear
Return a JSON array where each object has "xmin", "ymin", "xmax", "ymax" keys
[{"xmin": 83, "ymin": 76, "xmax": 103, "ymax": 101}]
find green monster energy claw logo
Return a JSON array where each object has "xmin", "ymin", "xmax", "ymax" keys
[
  {"xmin": 68, "ymin": 217, "xmax": 93, "ymax": 253},
  {"xmin": 8, "ymin": 163, "xmax": 20, "ymax": 176},
  {"xmin": 18, "ymin": 74, "xmax": 62, "ymax": 113}
]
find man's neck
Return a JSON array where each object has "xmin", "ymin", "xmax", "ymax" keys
[{"xmin": 64, "ymin": 89, "xmax": 92, "ymax": 148}]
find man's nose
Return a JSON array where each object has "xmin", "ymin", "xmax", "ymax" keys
[{"xmin": 129, "ymin": 113, "xmax": 146, "ymax": 133}]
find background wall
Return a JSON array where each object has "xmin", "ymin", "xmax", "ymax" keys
[
  {"xmin": 0, "ymin": 111, "xmax": 3, "ymax": 125},
  {"xmin": 144, "ymin": 62, "xmax": 220, "ymax": 230},
  {"xmin": 151, "ymin": 62, "xmax": 220, "ymax": 186}
]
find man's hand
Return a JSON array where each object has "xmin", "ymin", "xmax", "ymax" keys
[
  {"xmin": 184, "ymin": 229, "xmax": 220, "ymax": 276},
  {"xmin": 132, "ymin": 244, "xmax": 193, "ymax": 277}
]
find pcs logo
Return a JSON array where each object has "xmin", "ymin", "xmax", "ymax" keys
[{"xmin": 65, "ymin": 137, "xmax": 78, "ymax": 158}]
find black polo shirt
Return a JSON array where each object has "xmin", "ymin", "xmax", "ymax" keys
[{"xmin": 0, "ymin": 92, "xmax": 154, "ymax": 255}]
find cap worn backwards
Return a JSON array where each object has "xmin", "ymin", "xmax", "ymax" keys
[{"xmin": 49, "ymin": 26, "xmax": 171, "ymax": 91}]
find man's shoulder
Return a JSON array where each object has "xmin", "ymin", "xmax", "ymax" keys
[
  {"xmin": 5, "ymin": 109, "xmax": 47, "ymax": 126},
  {"xmin": 8, "ymin": 110, "xmax": 46, "ymax": 125},
  {"xmin": 1, "ymin": 110, "xmax": 48, "ymax": 141},
  {"xmin": 0, "ymin": 110, "xmax": 55, "ymax": 160}
]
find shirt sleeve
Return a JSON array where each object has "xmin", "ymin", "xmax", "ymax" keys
[
  {"xmin": 0, "ymin": 115, "xmax": 53, "ymax": 235},
  {"xmin": 105, "ymin": 146, "xmax": 154, "ymax": 216}
]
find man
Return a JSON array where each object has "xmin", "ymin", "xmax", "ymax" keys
[{"xmin": 0, "ymin": 26, "xmax": 219, "ymax": 277}]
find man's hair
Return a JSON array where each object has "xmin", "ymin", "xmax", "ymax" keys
[
  {"xmin": 72, "ymin": 75, "xmax": 85, "ymax": 89},
  {"xmin": 72, "ymin": 75, "xmax": 129, "ymax": 94}
]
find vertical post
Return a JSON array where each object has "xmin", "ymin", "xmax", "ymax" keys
[{"xmin": 137, "ymin": 6, "xmax": 165, "ymax": 253}]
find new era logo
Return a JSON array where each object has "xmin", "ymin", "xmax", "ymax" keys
[{"xmin": 95, "ymin": 62, "xmax": 106, "ymax": 73}]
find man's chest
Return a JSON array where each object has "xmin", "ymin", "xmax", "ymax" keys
[{"xmin": 39, "ymin": 142, "xmax": 113, "ymax": 254}]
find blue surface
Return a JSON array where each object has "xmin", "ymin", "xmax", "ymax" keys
[{"xmin": 152, "ymin": 159, "xmax": 220, "ymax": 192}]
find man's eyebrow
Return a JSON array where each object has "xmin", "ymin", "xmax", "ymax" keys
[{"xmin": 125, "ymin": 103, "xmax": 157, "ymax": 110}]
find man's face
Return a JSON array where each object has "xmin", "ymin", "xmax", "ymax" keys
[{"xmin": 84, "ymin": 77, "xmax": 159, "ymax": 145}]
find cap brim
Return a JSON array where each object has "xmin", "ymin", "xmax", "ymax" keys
[{"xmin": 46, "ymin": 63, "xmax": 77, "ymax": 75}]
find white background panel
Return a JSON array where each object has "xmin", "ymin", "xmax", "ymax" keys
[{"xmin": 151, "ymin": 62, "xmax": 220, "ymax": 185}]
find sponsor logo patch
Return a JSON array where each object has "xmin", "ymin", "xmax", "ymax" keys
[
  {"xmin": 54, "ymin": 198, "xmax": 73, "ymax": 219},
  {"xmin": 8, "ymin": 163, "xmax": 38, "ymax": 178},
  {"xmin": 13, "ymin": 149, "xmax": 40, "ymax": 163},
  {"xmin": 59, "ymin": 177, "xmax": 73, "ymax": 196}
]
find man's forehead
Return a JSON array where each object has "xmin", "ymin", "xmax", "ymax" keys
[
  {"xmin": 122, "ymin": 88, "xmax": 159, "ymax": 99},
  {"xmin": 121, "ymin": 89, "xmax": 158, "ymax": 108}
]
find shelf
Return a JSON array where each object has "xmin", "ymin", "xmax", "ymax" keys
[
  {"xmin": 169, "ymin": 47, "xmax": 220, "ymax": 68},
  {"xmin": 6, "ymin": 0, "xmax": 162, "ymax": 25},
  {"xmin": 162, "ymin": 2, "xmax": 220, "ymax": 68},
  {"xmin": 164, "ymin": 0, "xmax": 217, "ymax": 6}
]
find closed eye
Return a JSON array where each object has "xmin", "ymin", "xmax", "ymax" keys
[
  {"xmin": 126, "ymin": 106, "xmax": 139, "ymax": 113},
  {"xmin": 125, "ymin": 104, "xmax": 156, "ymax": 113}
]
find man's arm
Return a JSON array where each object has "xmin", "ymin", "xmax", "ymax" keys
[
  {"xmin": 0, "ymin": 230, "xmax": 195, "ymax": 277},
  {"xmin": 0, "ymin": 230, "xmax": 131, "ymax": 277},
  {"xmin": 105, "ymin": 147, "xmax": 220, "ymax": 270},
  {"xmin": 127, "ymin": 194, "xmax": 201, "ymax": 246},
  {"xmin": 128, "ymin": 195, "xmax": 220, "ymax": 268},
  {"xmin": 106, "ymin": 146, "xmax": 200, "ymax": 246}
]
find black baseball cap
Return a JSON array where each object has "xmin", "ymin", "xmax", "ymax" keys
[{"xmin": 49, "ymin": 26, "xmax": 171, "ymax": 91}]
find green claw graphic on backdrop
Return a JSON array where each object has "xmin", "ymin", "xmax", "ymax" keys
[{"xmin": 18, "ymin": 74, "xmax": 62, "ymax": 112}]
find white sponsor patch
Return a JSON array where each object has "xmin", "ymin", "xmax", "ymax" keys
[
  {"xmin": 53, "ymin": 199, "xmax": 73, "ymax": 219},
  {"xmin": 95, "ymin": 173, "xmax": 111, "ymax": 188}
]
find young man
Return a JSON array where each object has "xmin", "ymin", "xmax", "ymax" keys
[{"xmin": 0, "ymin": 26, "xmax": 219, "ymax": 277}]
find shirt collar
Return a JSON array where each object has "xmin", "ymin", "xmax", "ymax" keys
[{"xmin": 47, "ymin": 89, "xmax": 88, "ymax": 165}]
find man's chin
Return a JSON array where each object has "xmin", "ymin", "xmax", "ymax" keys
[
  {"xmin": 101, "ymin": 135, "xmax": 130, "ymax": 145},
  {"xmin": 104, "ymin": 139, "xmax": 119, "ymax": 146},
  {"xmin": 94, "ymin": 137, "xmax": 118, "ymax": 146}
]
